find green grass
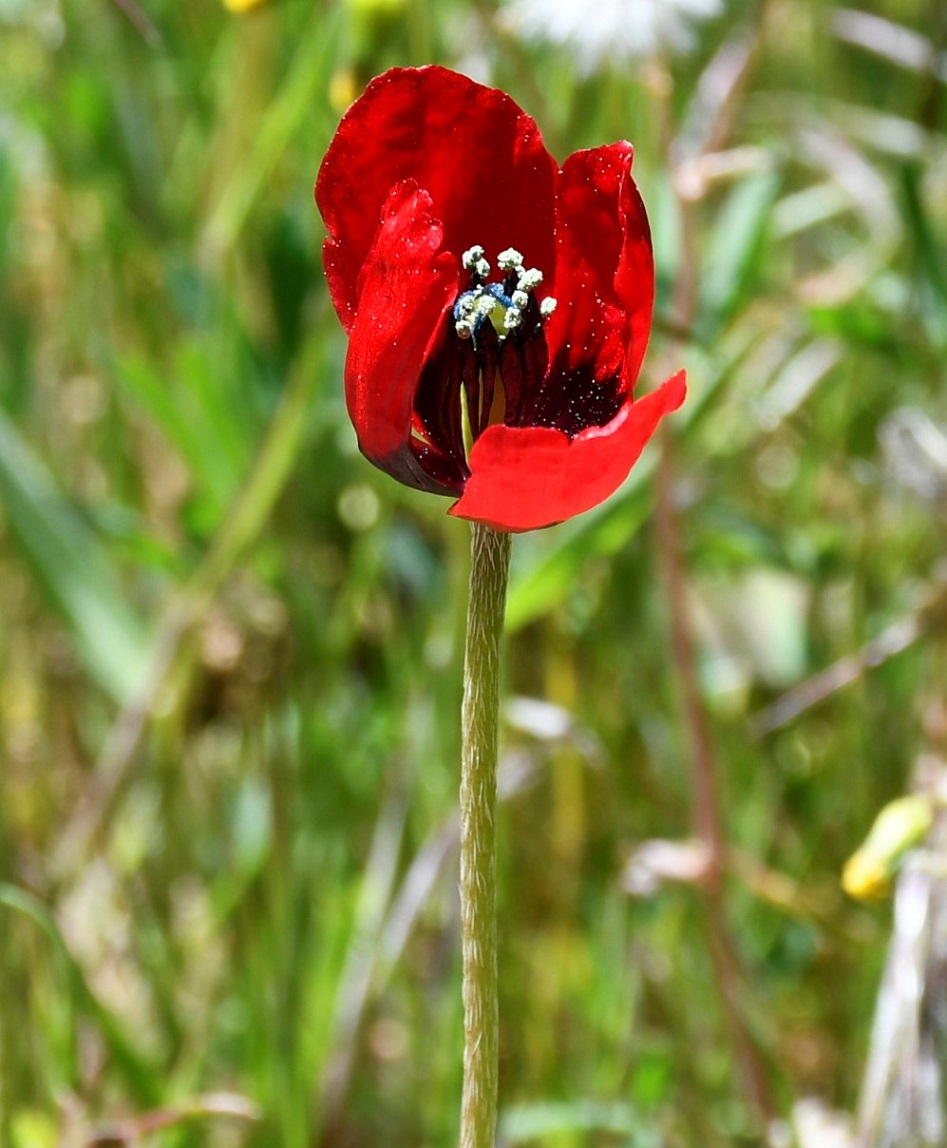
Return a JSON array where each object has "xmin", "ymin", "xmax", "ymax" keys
[{"xmin": 1, "ymin": 0, "xmax": 946, "ymax": 1144}]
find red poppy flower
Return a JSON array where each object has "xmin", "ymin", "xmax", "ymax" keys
[{"xmin": 315, "ymin": 65, "xmax": 685, "ymax": 532}]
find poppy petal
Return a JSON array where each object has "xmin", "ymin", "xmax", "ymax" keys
[
  {"xmin": 522, "ymin": 143, "xmax": 653, "ymax": 435},
  {"xmin": 316, "ymin": 66, "xmax": 558, "ymax": 330},
  {"xmin": 542, "ymin": 142, "xmax": 637, "ymax": 379},
  {"xmin": 614, "ymin": 164, "xmax": 656, "ymax": 384},
  {"xmin": 344, "ymin": 179, "xmax": 459, "ymax": 492},
  {"xmin": 449, "ymin": 371, "xmax": 686, "ymax": 532}
]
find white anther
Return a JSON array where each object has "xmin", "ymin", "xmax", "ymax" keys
[
  {"xmin": 497, "ymin": 248, "xmax": 524, "ymax": 271},
  {"xmin": 475, "ymin": 295, "xmax": 497, "ymax": 316},
  {"xmin": 517, "ymin": 267, "xmax": 543, "ymax": 292},
  {"xmin": 503, "ymin": 306, "xmax": 523, "ymax": 331},
  {"xmin": 539, "ymin": 296, "xmax": 558, "ymax": 317},
  {"xmin": 462, "ymin": 245, "xmax": 485, "ymax": 270},
  {"xmin": 456, "ymin": 293, "xmax": 478, "ymax": 316},
  {"xmin": 511, "ymin": 290, "xmax": 529, "ymax": 309},
  {"xmin": 473, "ymin": 258, "xmax": 490, "ymax": 280},
  {"xmin": 455, "ymin": 320, "xmax": 474, "ymax": 339}
]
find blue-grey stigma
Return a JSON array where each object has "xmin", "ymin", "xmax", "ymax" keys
[{"xmin": 454, "ymin": 245, "xmax": 556, "ymax": 342}]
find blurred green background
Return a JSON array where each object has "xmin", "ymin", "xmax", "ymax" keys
[{"xmin": 1, "ymin": 0, "xmax": 946, "ymax": 1144}]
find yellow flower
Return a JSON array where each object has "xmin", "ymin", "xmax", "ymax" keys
[
  {"xmin": 223, "ymin": 0, "xmax": 269, "ymax": 13},
  {"xmin": 328, "ymin": 69, "xmax": 359, "ymax": 114},
  {"xmin": 842, "ymin": 795, "xmax": 934, "ymax": 900}
]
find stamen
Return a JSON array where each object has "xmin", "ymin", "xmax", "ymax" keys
[
  {"xmin": 452, "ymin": 244, "xmax": 560, "ymax": 457},
  {"xmin": 454, "ymin": 246, "xmax": 553, "ymax": 349},
  {"xmin": 517, "ymin": 268, "xmax": 543, "ymax": 292},
  {"xmin": 462, "ymin": 245, "xmax": 490, "ymax": 281},
  {"xmin": 497, "ymin": 248, "xmax": 524, "ymax": 272},
  {"xmin": 462, "ymin": 245, "xmax": 484, "ymax": 269}
]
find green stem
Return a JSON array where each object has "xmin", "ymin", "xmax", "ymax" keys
[{"xmin": 459, "ymin": 522, "xmax": 512, "ymax": 1148}]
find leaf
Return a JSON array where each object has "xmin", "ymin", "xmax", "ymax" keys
[
  {"xmin": 201, "ymin": 4, "xmax": 344, "ymax": 259},
  {"xmin": 0, "ymin": 410, "xmax": 151, "ymax": 702},
  {"xmin": 0, "ymin": 884, "xmax": 161, "ymax": 1106},
  {"xmin": 500, "ymin": 1100, "xmax": 661, "ymax": 1145},
  {"xmin": 112, "ymin": 344, "xmax": 250, "ymax": 527},
  {"xmin": 696, "ymin": 166, "xmax": 782, "ymax": 342},
  {"xmin": 901, "ymin": 162, "xmax": 947, "ymax": 313}
]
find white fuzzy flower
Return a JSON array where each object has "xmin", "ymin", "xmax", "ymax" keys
[{"xmin": 501, "ymin": 0, "xmax": 722, "ymax": 72}]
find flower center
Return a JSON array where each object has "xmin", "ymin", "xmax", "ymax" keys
[
  {"xmin": 452, "ymin": 245, "xmax": 556, "ymax": 451},
  {"xmin": 453, "ymin": 246, "xmax": 556, "ymax": 343}
]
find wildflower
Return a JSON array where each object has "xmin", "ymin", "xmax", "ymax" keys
[
  {"xmin": 842, "ymin": 796, "xmax": 934, "ymax": 901},
  {"xmin": 222, "ymin": 0, "xmax": 269, "ymax": 12},
  {"xmin": 315, "ymin": 66, "xmax": 684, "ymax": 532},
  {"xmin": 501, "ymin": 0, "xmax": 722, "ymax": 72}
]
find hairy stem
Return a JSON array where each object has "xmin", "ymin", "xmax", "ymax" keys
[{"xmin": 459, "ymin": 522, "xmax": 512, "ymax": 1148}]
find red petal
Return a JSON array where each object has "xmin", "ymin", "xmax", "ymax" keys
[
  {"xmin": 344, "ymin": 180, "xmax": 459, "ymax": 491},
  {"xmin": 543, "ymin": 143, "xmax": 654, "ymax": 390},
  {"xmin": 316, "ymin": 66, "xmax": 558, "ymax": 330},
  {"xmin": 449, "ymin": 371, "xmax": 686, "ymax": 532},
  {"xmin": 615, "ymin": 163, "xmax": 656, "ymax": 384}
]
